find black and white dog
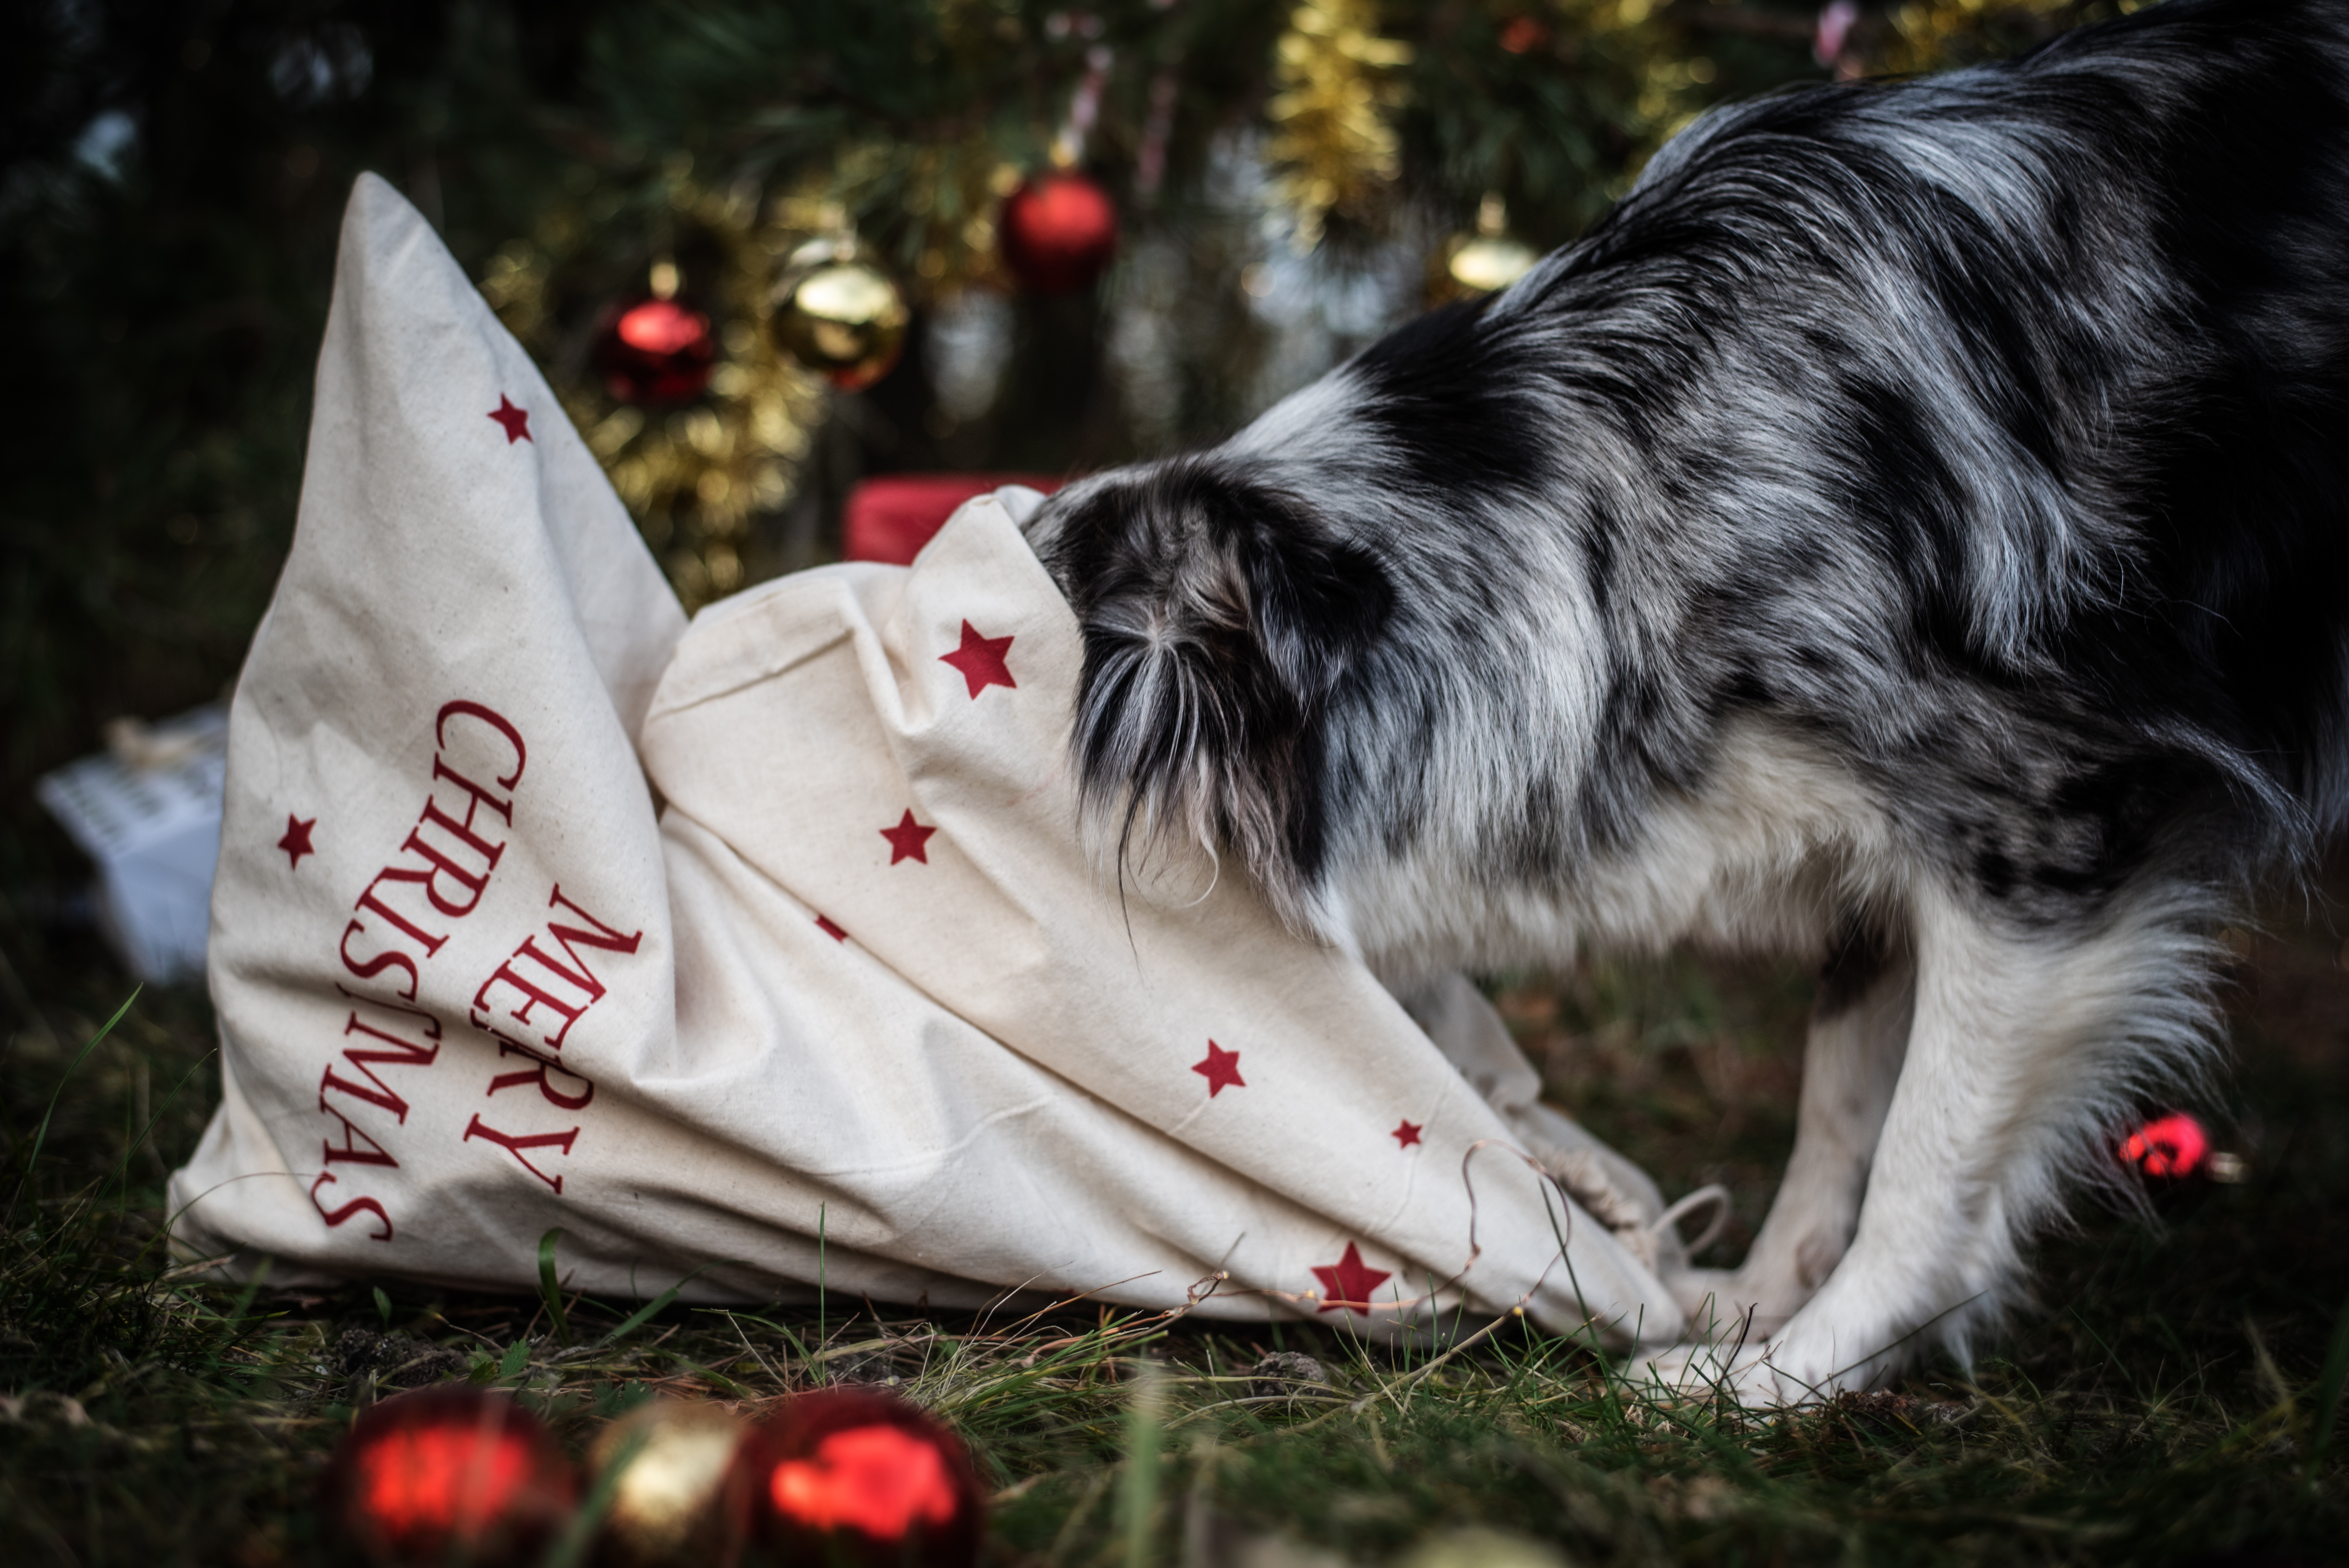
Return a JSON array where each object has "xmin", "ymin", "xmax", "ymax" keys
[{"xmin": 1023, "ymin": 0, "xmax": 2349, "ymax": 1401}]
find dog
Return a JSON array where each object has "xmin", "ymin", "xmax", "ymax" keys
[{"xmin": 1020, "ymin": 0, "xmax": 2349, "ymax": 1402}]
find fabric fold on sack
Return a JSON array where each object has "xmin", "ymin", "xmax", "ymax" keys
[{"xmin": 167, "ymin": 173, "xmax": 1688, "ymax": 1348}]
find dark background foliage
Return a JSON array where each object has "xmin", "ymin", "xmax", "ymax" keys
[{"xmin": 15, "ymin": 5, "xmax": 2343, "ymax": 1564}]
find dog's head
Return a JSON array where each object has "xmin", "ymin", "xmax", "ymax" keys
[{"xmin": 1027, "ymin": 456, "xmax": 1394, "ymax": 934}]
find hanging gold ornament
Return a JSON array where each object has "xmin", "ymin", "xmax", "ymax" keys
[
  {"xmin": 1432, "ymin": 192, "xmax": 1540, "ymax": 303},
  {"xmin": 1264, "ymin": 0, "xmax": 1415, "ymax": 251},
  {"xmin": 770, "ymin": 236, "xmax": 911, "ymax": 393}
]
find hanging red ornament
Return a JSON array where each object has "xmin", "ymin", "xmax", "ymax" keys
[
  {"xmin": 1499, "ymin": 14, "xmax": 1551, "ymax": 53},
  {"xmin": 2117, "ymin": 1109, "xmax": 2246, "ymax": 1208},
  {"xmin": 732, "ymin": 1387, "xmax": 984, "ymax": 1568},
  {"xmin": 594, "ymin": 289, "xmax": 718, "ymax": 406},
  {"xmin": 321, "ymin": 1388, "xmax": 577, "ymax": 1567},
  {"xmin": 999, "ymin": 171, "xmax": 1120, "ymax": 296},
  {"xmin": 2121, "ymin": 1110, "xmax": 2212, "ymax": 1185}
]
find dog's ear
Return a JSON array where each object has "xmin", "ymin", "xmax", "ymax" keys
[{"xmin": 1035, "ymin": 460, "xmax": 1392, "ymax": 930}]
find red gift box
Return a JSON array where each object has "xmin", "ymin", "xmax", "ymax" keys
[{"xmin": 842, "ymin": 474, "xmax": 1062, "ymax": 565}]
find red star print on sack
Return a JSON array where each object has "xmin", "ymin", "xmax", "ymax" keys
[
  {"xmin": 1311, "ymin": 1242, "xmax": 1393, "ymax": 1317},
  {"xmin": 879, "ymin": 810, "xmax": 937, "ymax": 865},
  {"xmin": 1391, "ymin": 1119, "xmax": 1423, "ymax": 1149},
  {"xmin": 938, "ymin": 621, "xmax": 1016, "ymax": 698},
  {"xmin": 814, "ymin": 914, "xmax": 849, "ymax": 943},
  {"xmin": 487, "ymin": 394, "xmax": 532, "ymax": 444},
  {"xmin": 1191, "ymin": 1040, "xmax": 1245, "ymax": 1097},
  {"xmin": 278, "ymin": 814, "xmax": 317, "ymax": 869}
]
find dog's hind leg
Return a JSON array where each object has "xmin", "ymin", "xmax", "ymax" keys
[
  {"xmin": 1668, "ymin": 924, "xmax": 1913, "ymax": 1338},
  {"xmin": 1643, "ymin": 879, "xmax": 2212, "ymax": 1404}
]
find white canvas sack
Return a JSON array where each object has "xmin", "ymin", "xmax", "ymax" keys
[{"xmin": 168, "ymin": 175, "xmax": 1690, "ymax": 1347}]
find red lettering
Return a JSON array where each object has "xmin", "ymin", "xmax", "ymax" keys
[
  {"xmin": 538, "ymin": 884, "xmax": 643, "ymax": 997},
  {"xmin": 354, "ymin": 869, "xmax": 450, "ymax": 955},
  {"xmin": 437, "ymin": 700, "xmax": 527, "ymax": 789},
  {"xmin": 336, "ymin": 985, "xmax": 442, "ymax": 1030},
  {"xmin": 462, "ymin": 1114, "xmax": 577, "ymax": 1194},
  {"xmin": 472, "ymin": 955, "xmax": 590, "ymax": 1050},
  {"xmin": 319, "ymin": 1106, "xmax": 399, "ymax": 1168},
  {"xmin": 345, "ymin": 1008, "xmax": 444, "ymax": 1061},
  {"xmin": 319, "ymin": 1012, "xmax": 441, "ymax": 1124},
  {"xmin": 467, "ymin": 886, "xmax": 645, "ymax": 1050},
  {"xmin": 399, "ymin": 818, "xmax": 496, "ymax": 918},
  {"xmin": 309, "ymin": 1173, "xmax": 393, "ymax": 1241},
  {"xmin": 485, "ymin": 1038, "xmax": 595, "ymax": 1111},
  {"xmin": 339, "ymin": 921, "xmax": 421, "ymax": 1000},
  {"xmin": 430, "ymin": 754, "xmax": 515, "ymax": 832},
  {"xmin": 320, "ymin": 1064, "xmax": 408, "ymax": 1121}
]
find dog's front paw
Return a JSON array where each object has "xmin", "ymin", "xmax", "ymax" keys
[
  {"xmin": 1658, "ymin": 1267, "xmax": 1807, "ymax": 1337},
  {"xmin": 1659, "ymin": 1266, "xmax": 1739, "ymax": 1326}
]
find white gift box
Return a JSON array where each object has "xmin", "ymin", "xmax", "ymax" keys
[{"xmin": 37, "ymin": 705, "xmax": 229, "ymax": 984}]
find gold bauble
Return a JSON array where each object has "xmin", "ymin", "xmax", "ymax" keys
[
  {"xmin": 770, "ymin": 238, "xmax": 910, "ymax": 393},
  {"xmin": 1430, "ymin": 192, "xmax": 1540, "ymax": 304},
  {"xmin": 588, "ymin": 1399, "xmax": 748, "ymax": 1568},
  {"xmin": 1443, "ymin": 233, "xmax": 1539, "ymax": 296}
]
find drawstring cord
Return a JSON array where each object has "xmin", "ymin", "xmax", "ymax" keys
[{"xmin": 1650, "ymin": 1183, "xmax": 1732, "ymax": 1259}]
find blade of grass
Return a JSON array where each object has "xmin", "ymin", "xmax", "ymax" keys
[
  {"xmin": 1119, "ymin": 1357, "xmax": 1166, "ymax": 1568},
  {"xmin": 596, "ymin": 1265, "xmax": 719, "ymax": 1348},
  {"xmin": 2305, "ymin": 1289, "xmax": 2349, "ymax": 1479},
  {"xmin": 201, "ymin": 1254, "xmax": 273, "ymax": 1379},
  {"xmin": 718, "ymin": 1307, "xmax": 818, "ymax": 1368},
  {"xmin": 7, "ymin": 988, "xmax": 139, "ymax": 1227},
  {"xmin": 538, "ymin": 1227, "xmax": 572, "ymax": 1346},
  {"xmin": 541, "ymin": 1420, "xmax": 648, "ymax": 1568}
]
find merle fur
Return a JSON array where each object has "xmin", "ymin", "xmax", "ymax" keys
[
  {"xmin": 1034, "ymin": 0, "xmax": 2349, "ymax": 936},
  {"xmin": 1023, "ymin": 0, "xmax": 2349, "ymax": 1387}
]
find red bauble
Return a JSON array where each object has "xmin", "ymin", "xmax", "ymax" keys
[
  {"xmin": 998, "ymin": 171, "xmax": 1119, "ymax": 296},
  {"xmin": 322, "ymin": 1388, "xmax": 577, "ymax": 1567},
  {"xmin": 2122, "ymin": 1110, "xmax": 2211, "ymax": 1183},
  {"xmin": 733, "ymin": 1388, "xmax": 984, "ymax": 1568},
  {"xmin": 595, "ymin": 295, "xmax": 718, "ymax": 405},
  {"xmin": 2117, "ymin": 1109, "xmax": 2243, "ymax": 1211}
]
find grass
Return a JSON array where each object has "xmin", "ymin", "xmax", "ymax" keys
[{"xmin": 3, "ymin": 893, "xmax": 2347, "ymax": 1566}]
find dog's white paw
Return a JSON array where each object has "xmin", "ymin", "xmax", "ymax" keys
[
  {"xmin": 1656, "ymin": 1267, "xmax": 1803, "ymax": 1342},
  {"xmin": 1659, "ymin": 1265, "xmax": 1740, "ymax": 1326}
]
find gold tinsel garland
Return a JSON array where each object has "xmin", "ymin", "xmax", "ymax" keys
[
  {"xmin": 481, "ymin": 176, "xmax": 827, "ymax": 611},
  {"xmin": 1265, "ymin": 0, "xmax": 1416, "ymax": 251},
  {"xmin": 479, "ymin": 141, "xmax": 1020, "ymax": 613},
  {"xmin": 1882, "ymin": 0, "xmax": 2115, "ymax": 74},
  {"xmin": 472, "ymin": 5, "xmax": 1813, "ymax": 606}
]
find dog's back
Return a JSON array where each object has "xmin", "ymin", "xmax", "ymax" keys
[
  {"xmin": 1032, "ymin": 0, "xmax": 2349, "ymax": 933},
  {"xmin": 1552, "ymin": 0, "xmax": 2349, "ymax": 885}
]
